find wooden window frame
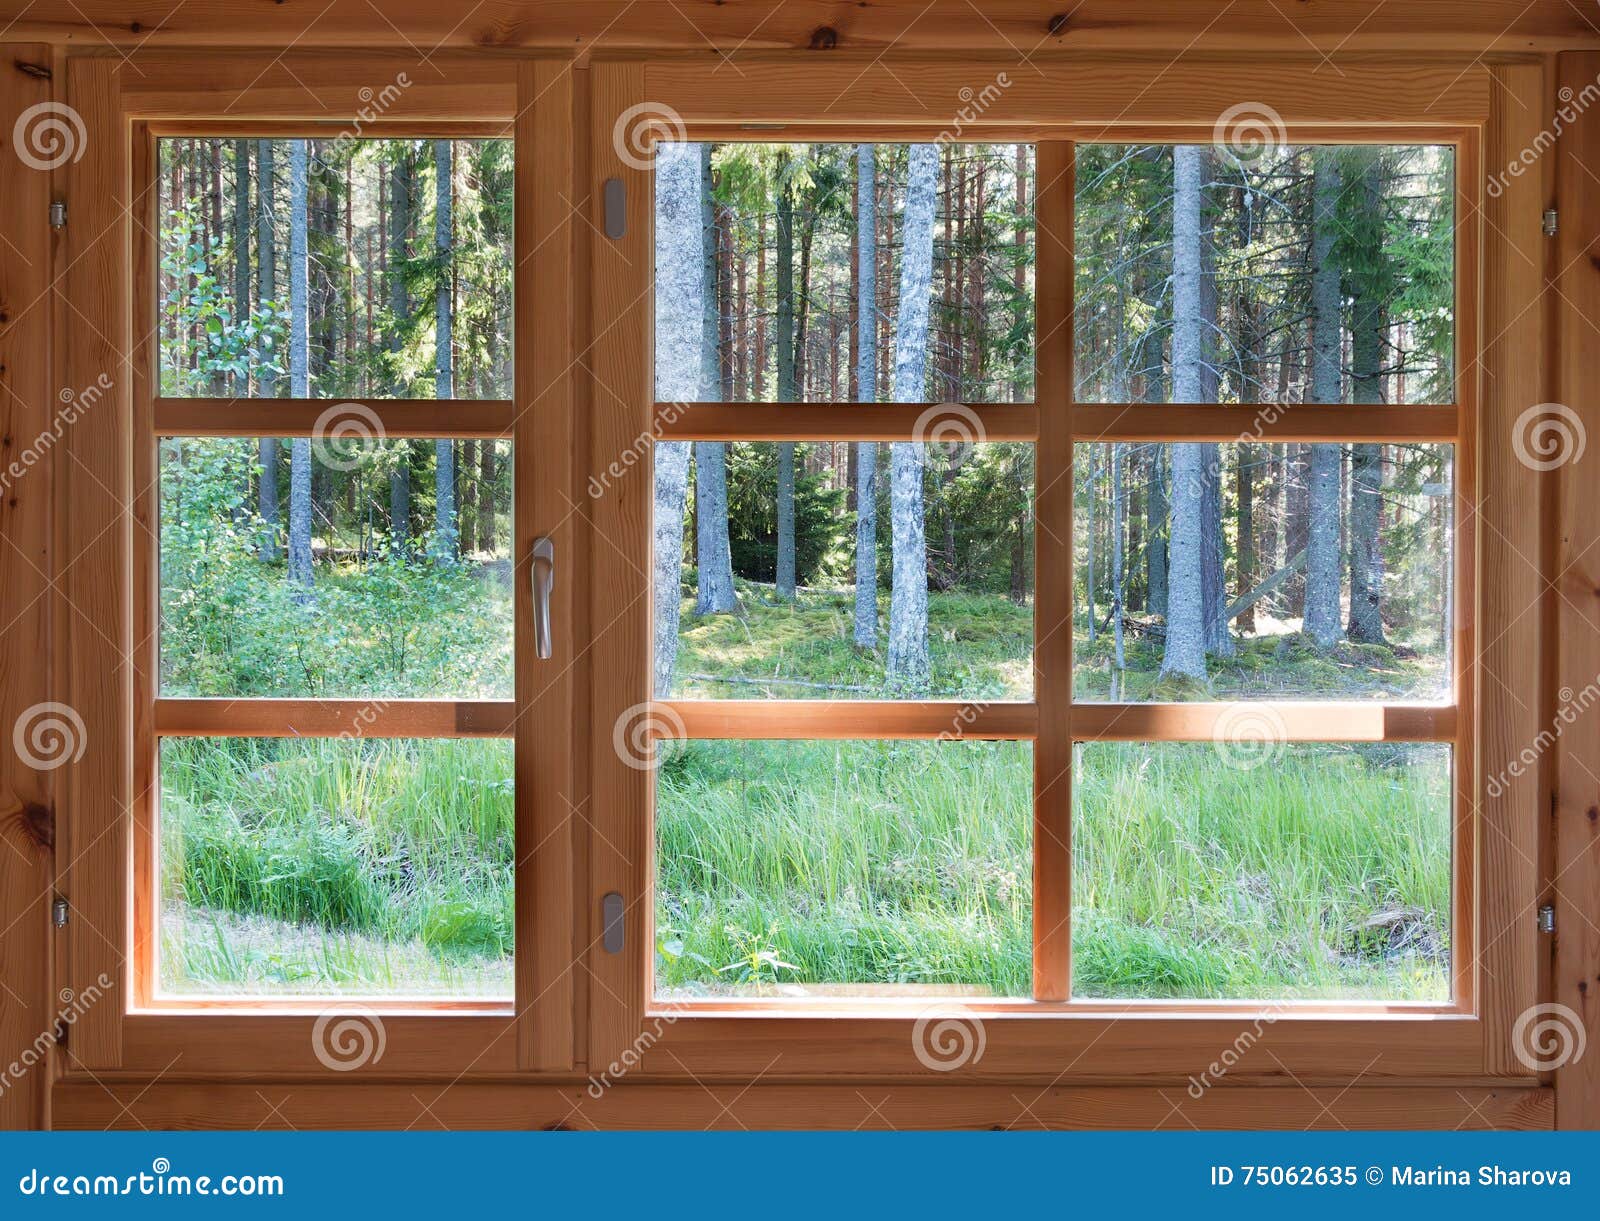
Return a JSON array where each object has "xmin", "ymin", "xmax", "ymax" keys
[
  {"xmin": 51, "ymin": 47, "xmax": 1547, "ymax": 1105},
  {"xmin": 583, "ymin": 55, "xmax": 1544, "ymax": 1083}
]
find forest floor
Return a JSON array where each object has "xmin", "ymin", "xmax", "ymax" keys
[{"xmin": 161, "ymin": 578, "xmax": 1452, "ymax": 1002}]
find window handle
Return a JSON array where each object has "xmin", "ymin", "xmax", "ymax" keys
[{"xmin": 531, "ymin": 537, "xmax": 555, "ymax": 660}]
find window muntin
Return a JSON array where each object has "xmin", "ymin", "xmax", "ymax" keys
[
  {"xmin": 644, "ymin": 128, "xmax": 1464, "ymax": 1016},
  {"xmin": 1074, "ymin": 144, "xmax": 1455, "ymax": 406},
  {"xmin": 145, "ymin": 133, "xmax": 515, "ymax": 1007}
]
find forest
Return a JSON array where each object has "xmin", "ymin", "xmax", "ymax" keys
[{"xmin": 155, "ymin": 136, "xmax": 1453, "ymax": 1003}]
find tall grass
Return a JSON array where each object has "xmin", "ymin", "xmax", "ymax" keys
[{"xmin": 160, "ymin": 737, "xmax": 513, "ymax": 996}]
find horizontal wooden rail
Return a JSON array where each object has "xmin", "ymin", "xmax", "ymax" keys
[
  {"xmin": 1071, "ymin": 403, "xmax": 1460, "ymax": 442},
  {"xmin": 656, "ymin": 700, "xmax": 1038, "ymax": 739},
  {"xmin": 155, "ymin": 698, "xmax": 515, "ymax": 738},
  {"xmin": 1072, "ymin": 702, "xmax": 1456, "ymax": 742},
  {"xmin": 154, "ymin": 397, "xmax": 515, "ymax": 438},
  {"xmin": 652, "ymin": 402, "xmax": 1038, "ymax": 442},
  {"xmin": 652, "ymin": 402, "xmax": 1460, "ymax": 444}
]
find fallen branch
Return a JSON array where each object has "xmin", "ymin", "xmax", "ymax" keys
[{"xmin": 681, "ymin": 672, "xmax": 879, "ymax": 693}]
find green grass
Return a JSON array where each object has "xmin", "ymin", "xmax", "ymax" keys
[{"xmin": 159, "ymin": 583, "xmax": 1451, "ymax": 1003}]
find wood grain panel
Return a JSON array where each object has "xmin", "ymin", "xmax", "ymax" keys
[
  {"xmin": 1554, "ymin": 50, "xmax": 1600, "ymax": 1132},
  {"xmin": 8, "ymin": 3, "xmax": 1596, "ymax": 53},
  {"xmin": 52, "ymin": 1080, "xmax": 1553, "ymax": 1131},
  {"xmin": 57, "ymin": 55, "xmax": 130, "ymax": 1071},
  {"xmin": 0, "ymin": 44, "xmax": 60, "ymax": 1132},
  {"xmin": 154, "ymin": 397, "xmax": 513, "ymax": 438},
  {"xmin": 1478, "ymin": 63, "xmax": 1548, "ymax": 1078}
]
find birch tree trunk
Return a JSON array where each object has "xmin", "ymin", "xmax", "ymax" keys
[
  {"xmin": 774, "ymin": 155, "xmax": 797, "ymax": 601},
  {"xmin": 852, "ymin": 144, "xmax": 879, "ymax": 649},
  {"xmin": 652, "ymin": 142, "xmax": 702, "ymax": 695},
  {"xmin": 388, "ymin": 145, "xmax": 412, "ymax": 551},
  {"xmin": 433, "ymin": 140, "xmax": 458, "ymax": 565},
  {"xmin": 1159, "ymin": 145, "xmax": 1208, "ymax": 682},
  {"xmin": 693, "ymin": 145, "xmax": 737, "ymax": 614},
  {"xmin": 1346, "ymin": 148, "xmax": 1387, "ymax": 644},
  {"xmin": 1305, "ymin": 148, "xmax": 1344, "ymax": 647},
  {"xmin": 286, "ymin": 139, "xmax": 314, "ymax": 593},
  {"xmin": 887, "ymin": 143, "xmax": 937, "ymax": 693},
  {"xmin": 256, "ymin": 140, "xmax": 281, "ymax": 561}
]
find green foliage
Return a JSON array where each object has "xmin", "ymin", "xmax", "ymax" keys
[{"xmin": 723, "ymin": 442, "xmax": 849, "ymax": 587}]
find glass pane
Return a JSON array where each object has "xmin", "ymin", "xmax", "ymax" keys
[
  {"xmin": 1073, "ymin": 741, "xmax": 1451, "ymax": 1001},
  {"xmin": 1075, "ymin": 144, "xmax": 1454, "ymax": 405},
  {"xmin": 1073, "ymin": 441, "xmax": 1452, "ymax": 702},
  {"xmin": 655, "ymin": 739, "xmax": 1031, "ymax": 999},
  {"xmin": 654, "ymin": 441, "xmax": 1033, "ymax": 700},
  {"xmin": 653, "ymin": 142, "xmax": 1034, "ymax": 403},
  {"xmin": 159, "ymin": 737, "xmax": 513, "ymax": 999},
  {"xmin": 160, "ymin": 436, "xmax": 512, "ymax": 699},
  {"xmin": 157, "ymin": 136, "xmax": 512, "ymax": 398}
]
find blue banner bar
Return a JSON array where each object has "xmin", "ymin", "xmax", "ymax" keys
[{"xmin": 0, "ymin": 1132, "xmax": 1590, "ymax": 1217}]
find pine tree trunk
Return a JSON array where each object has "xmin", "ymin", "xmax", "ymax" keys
[
  {"xmin": 1346, "ymin": 149, "xmax": 1388, "ymax": 643},
  {"xmin": 433, "ymin": 140, "xmax": 458, "ymax": 565},
  {"xmin": 773, "ymin": 157, "xmax": 798, "ymax": 601},
  {"xmin": 286, "ymin": 139, "xmax": 314, "ymax": 594},
  {"xmin": 1305, "ymin": 148, "xmax": 1344, "ymax": 647},
  {"xmin": 1159, "ymin": 145, "xmax": 1208, "ymax": 682},
  {"xmin": 887, "ymin": 143, "xmax": 938, "ymax": 693},
  {"xmin": 256, "ymin": 140, "xmax": 281, "ymax": 561},
  {"xmin": 853, "ymin": 144, "xmax": 879, "ymax": 649},
  {"xmin": 388, "ymin": 145, "xmax": 413, "ymax": 552}
]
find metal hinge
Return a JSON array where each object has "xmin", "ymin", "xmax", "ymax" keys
[
  {"xmin": 1543, "ymin": 207, "xmax": 1558, "ymax": 237},
  {"xmin": 49, "ymin": 200, "xmax": 65, "ymax": 231},
  {"xmin": 1538, "ymin": 903, "xmax": 1556, "ymax": 934},
  {"xmin": 51, "ymin": 895, "xmax": 68, "ymax": 929}
]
